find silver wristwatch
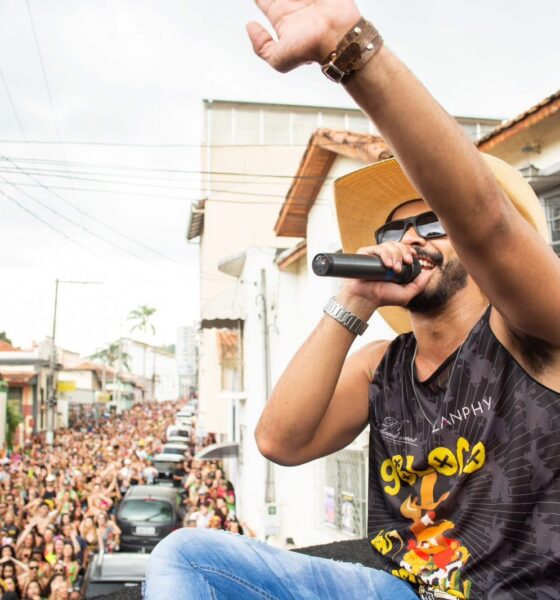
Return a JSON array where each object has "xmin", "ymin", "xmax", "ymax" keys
[{"xmin": 323, "ymin": 297, "xmax": 369, "ymax": 335}]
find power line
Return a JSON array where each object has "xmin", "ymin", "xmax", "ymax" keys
[
  {"xmin": 25, "ymin": 0, "xmax": 63, "ymax": 145},
  {"xmin": 5, "ymin": 156, "xmax": 333, "ymax": 181},
  {"xmin": 0, "ymin": 68, "xmax": 28, "ymax": 145},
  {"xmin": 1, "ymin": 156, "xmax": 181, "ymax": 263},
  {"xmin": 0, "ymin": 139, "xmax": 318, "ymax": 148},
  {"xmin": 0, "ymin": 179, "xmax": 329, "ymax": 207},
  {"xmin": 1, "ymin": 157, "xmax": 330, "ymax": 205},
  {"xmin": 0, "ymin": 164, "xmax": 295, "ymax": 187},
  {"xmin": 1, "ymin": 179, "xmax": 194, "ymax": 201},
  {"xmin": 25, "ymin": 0, "xmax": 76, "ymax": 198},
  {"xmin": 0, "ymin": 173, "xmax": 295, "ymax": 201},
  {"xmin": 0, "ymin": 187, "xmax": 98, "ymax": 258},
  {"xmin": 0, "ymin": 174, "xmax": 146, "ymax": 260}
]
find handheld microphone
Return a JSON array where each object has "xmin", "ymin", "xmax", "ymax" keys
[{"xmin": 312, "ymin": 253, "xmax": 421, "ymax": 284}]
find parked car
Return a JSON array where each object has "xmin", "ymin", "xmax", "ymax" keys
[
  {"xmin": 167, "ymin": 435, "xmax": 190, "ymax": 444},
  {"xmin": 161, "ymin": 442, "xmax": 189, "ymax": 457},
  {"xmin": 175, "ymin": 407, "xmax": 195, "ymax": 429},
  {"xmin": 166, "ymin": 425, "xmax": 190, "ymax": 441},
  {"xmin": 175, "ymin": 417, "xmax": 194, "ymax": 431},
  {"xmin": 176, "ymin": 405, "xmax": 195, "ymax": 417},
  {"xmin": 152, "ymin": 453, "xmax": 183, "ymax": 485},
  {"xmin": 82, "ymin": 551, "xmax": 150, "ymax": 597},
  {"xmin": 116, "ymin": 485, "xmax": 184, "ymax": 552},
  {"xmin": 165, "ymin": 425, "xmax": 192, "ymax": 443}
]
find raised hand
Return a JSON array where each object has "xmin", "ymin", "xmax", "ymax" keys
[{"xmin": 246, "ymin": 0, "xmax": 360, "ymax": 72}]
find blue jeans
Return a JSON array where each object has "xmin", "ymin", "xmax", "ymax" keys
[{"xmin": 145, "ymin": 529, "xmax": 418, "ymax": 599}]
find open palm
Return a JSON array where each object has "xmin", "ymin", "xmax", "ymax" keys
[{"xmin": 247, "ymin": 0, "xmax": 360, "ymax": 72}]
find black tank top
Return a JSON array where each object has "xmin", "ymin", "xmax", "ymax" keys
[{"xmin": 368, "ymin": 307, "xmax": 560, "ymax": 599}]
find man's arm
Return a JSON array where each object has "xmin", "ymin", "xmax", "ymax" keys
[
  {"xmin": 256, "ymin": 258, "xmax": 429, "ymax": 466},
  {"xmin": 255, "ymin": 318, "xmax": 382, "ymax": 466},
  {"xmin": 247, "ymin": 0, "xmax": 560, "ymax": 347}
]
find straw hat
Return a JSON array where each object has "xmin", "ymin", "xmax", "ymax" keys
[{"xmin": 334, "ymin": 153, "xmax": 549, "ymax": 334}]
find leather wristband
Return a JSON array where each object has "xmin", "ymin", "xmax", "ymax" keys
[
  {"xmin": 323, "ymin": 297, "xmax": 369, "ymax": 336},
  {"xmin": 321, "ymin": 17, "xmax": 383, "ymax": 84}
]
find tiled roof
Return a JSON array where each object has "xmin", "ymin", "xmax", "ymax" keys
[
  {"xmin": 0, "ymin": 371, "xmax": 35, "ymax": 384},
  {"xmin": 217, "ymin": 330, "xmax": 239, "ymax": 361},
  {"xmin": 276, "ymin": 240, "xmax": 307, "ymax": 271},
  {"xmin": 0, "ymin": 341, "xmax": 18, "ymax": 352},
  {"xmin": 186, "ymin": 199, "xmax": 206, "ymax": 241},
  {"xmin": 275, "ymin": 128, "xmax": 391, "ymax": 238},
  {"xmin": 477, "ymin": 89, "xmax": 560, "ymax": 151},
  {"xmin": 66, "ymin": 361, "xmax": 109, "ymax": 373}
]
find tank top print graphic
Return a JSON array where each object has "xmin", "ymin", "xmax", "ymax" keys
[{"xmin": 367, "ymin": 308, "xmax": 560, "ymax": 599}]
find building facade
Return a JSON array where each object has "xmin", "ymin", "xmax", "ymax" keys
[
  {"xmin": 478, "ymin": 90, "xmax": 560, "ymax": 254},
  {"xmin": 176, "ymin": 326, "xmax": 199, "ymax": 401},
  {"xmin": 0, "ymin": 340, "xmax": 50, "ymax": 446},
  {"xmin": 187, "ymin": 98, "xmax": 502, "ymax": 545},
  {"xmin": 119, "ymin": 338, "xmax": 178, "ymax": 402}
]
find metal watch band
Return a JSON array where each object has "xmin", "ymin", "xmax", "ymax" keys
[
  {"xmin": 323, "ymin": 297, "xmax": 369, "ymax": 336},
  {"xmin": 321, "ymin": 17, "xmax": 384, "ymax": 84}
]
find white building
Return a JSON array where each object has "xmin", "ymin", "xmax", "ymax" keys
[
  {"xmin": 188, "ymin": 100, "xmax": 506, "ymax": 545},
  {"xmin": 477, "ymin": 89, "xmax": 560, "ymax": 254},
  {"xmin": 119, "ymin": 338, "xmax": 179, "ymax": 402},
  {"xmin": 188, "ymin": 99, "xmax": 499, "ymax": 442},
  {"xmin": 176, "ymin": 326, "xmax": 199, "ymax": 400}
]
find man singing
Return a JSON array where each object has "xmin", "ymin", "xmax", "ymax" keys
[{"xmin": 146, "ymin": 1, "xmax": 560, "ymax": 598}]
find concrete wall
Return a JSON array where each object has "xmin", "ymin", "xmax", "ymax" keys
[
  {"xmin": 483, "ymin": 110, "xmax": 560, "ymax": 170},
  {"xmin": 233, "ymin": 153, "xmax": 399, "ymax": 546},
  {"xmin": 121, "ymin": 339, "xmax": 178, "ymax": 401}
]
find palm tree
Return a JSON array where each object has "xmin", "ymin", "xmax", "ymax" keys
[
  {"xmin": 89, "ymin": 342, "xmax": 131, "ymax": 400},
  {"xmin": 127, "ymin": 305, "xmax": 157, "ymax": 397},
  {"xmin": 127, "ymin": 305, "xmax": 157, "ymax": 338}
]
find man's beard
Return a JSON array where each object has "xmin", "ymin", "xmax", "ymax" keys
[{"xmin": 406, "ymin": 249, "xmax": 468, "ymax": 314}]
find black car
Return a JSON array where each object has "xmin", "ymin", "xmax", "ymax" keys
[
  {"xmin": 116, "ymin": 485, "xmax": 184, "ymax": 552},
  {"xmin": 82, "ymin": 551, "xmax": 150, "ymax": 597}
]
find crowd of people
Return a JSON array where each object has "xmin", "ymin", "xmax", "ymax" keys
[
  {"xmin": 0, "ymin": 401, "xmax": 244, "ymax": 599},
  {"xmin": 171, "ymin": 449, "xmax": 254, "ymax": 537}
]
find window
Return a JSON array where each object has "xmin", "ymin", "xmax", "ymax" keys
[
  {"xmin": 545, "ymin": 194, "xmax": 560, "ymax": 256},
  {"xmin": 291, "ymin": 111, "xmax": 320, "ymax": 145},
  {"xmin": 319, "ymin": 449, "xmax": 367, "ymax": 537},
  {"xmin": 321, "ymin": 111, "xmax": 346, "ymax": 131},
  {"xmin": 346, "ymin": 113, "xmax": 371, "ymax": 133},
  {"xmin": 239, "ymin": 425, "xmax": 246, "ymax": 465},
  {"xmin": 7, "ymin": 387, "xmax": 22, "ymax": 421},
  {"xmin": 209, "ymin": 107, "xmax": 233, "ymax": 145},
  {"xmin": 263, "ymin": 108, "xmax": 291, "ymax": 145},
  {"xmin": 233, "ymin": 107, "xmax": 261, "ymax": 145},
  {"xmin": 119, "ymin": 500, "xmax": 173, "ymax": 523}
]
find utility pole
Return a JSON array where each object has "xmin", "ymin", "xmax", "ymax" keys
[
  {"xmin": 259, "ymin": 269, "xmax": 274, "ymax": 504},
  {"xmin": 46, "ymin": 279, "xmax": 60, "ymax": 447},
  {"xmin": 47, "ymin": 279, "xmax": 102, "ymax": 446}
]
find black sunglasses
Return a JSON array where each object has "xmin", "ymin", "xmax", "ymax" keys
[{"xmin": 375, "ymin": 211, "xmax": 446, "ymax": 244}]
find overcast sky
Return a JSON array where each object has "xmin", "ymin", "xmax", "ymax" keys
[{"xmin": 0, "ymin": 0, "xmax": 559, "ymax": 355}]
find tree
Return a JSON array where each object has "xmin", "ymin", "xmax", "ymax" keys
[
  {"xmin": 127, "ymin": 305, "xmax": 157, "ymax": 338},
  {"xmin": 6, "ymin": 404, "xmax": 22, "ymax": 450},
  {"xmin": 127, "ymin": 305, "xmax": 157, "ymax": 399},
  {"xmin": 0, "ymin": 332, "xmax": 12, "ymax": 345},
  {"xmin": 89, "ymin": 341, "xmax": 131, "ymax": 404},
  {"xmin": 89, "ymin": 342, "xmax": 131, "ymax": 371}
]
